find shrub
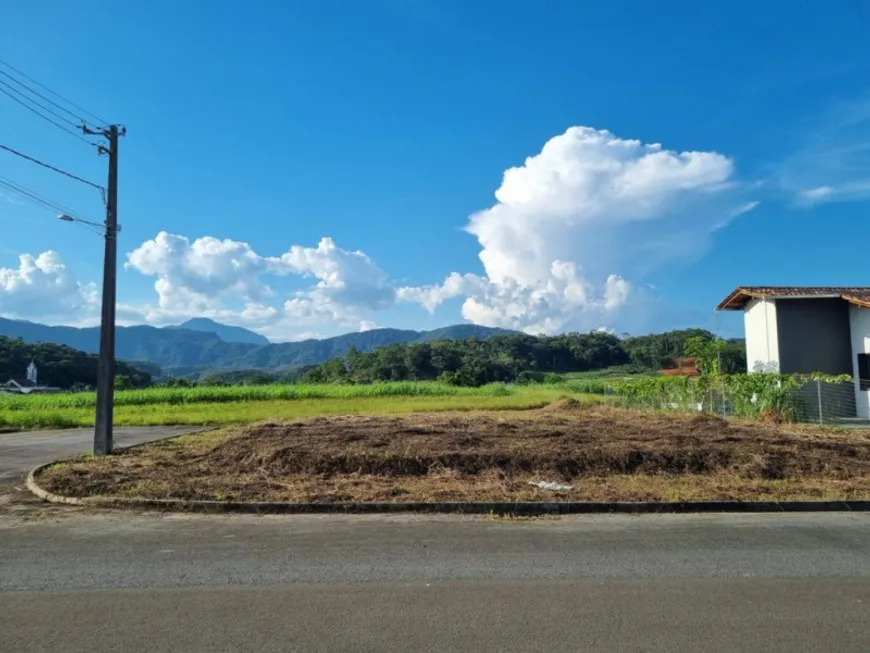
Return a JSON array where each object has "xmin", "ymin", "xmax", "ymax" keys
[{"xmin": 516, "ymin": 371, "xmax": 546, "ymax": 385}]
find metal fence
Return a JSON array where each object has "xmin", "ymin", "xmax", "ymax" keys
[{"xmin": 606, "ymin": 378, "xmax": 864, "ymax": 426}]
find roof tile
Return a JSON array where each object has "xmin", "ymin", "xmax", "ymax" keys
[{"xmin": 717, "ymin": 287, "xmax": 870, "ymax": 310}]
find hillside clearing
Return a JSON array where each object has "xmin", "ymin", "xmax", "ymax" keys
[{"xmin": 38, "ymin": 404, "xmax": 870, "ymax": 504}]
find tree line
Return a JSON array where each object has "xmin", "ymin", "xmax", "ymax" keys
[
  {"xmin": 0, "ymin": 337, "xmax": 151, "ymax": 390},
  {"xmin": 621, "ymin": 328, "xmax": 746, "ymax": 374},
  {"xmin": 0, "ymin": 329, "xmax": 748, "ymax": 390},
  {"xmin": 299, "ymin": 330, "xmax": 747, "ymax": 386}
]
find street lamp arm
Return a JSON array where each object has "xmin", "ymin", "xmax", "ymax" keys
[{"xmin": 57, "ymin": 213, "xmax": 106, "ymax": 231}]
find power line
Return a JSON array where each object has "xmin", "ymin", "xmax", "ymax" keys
[
  {"xmin": 0, "ymin": 70, "xmax": 96, "ymax": 127},
  {"xmin": 0, "ymin": 77, "xmax": 82, "ymax": 128},
  {"xmin": 0, "ymin": 57, "xmax": 107, "ymax": 127},
  {"xmin": 0, "ymin": 177, "xmax": 104, "ymax": 236},
  {"xmin": 0, "ymin": 77, "xmax": 87, "ymax": 136},
  {"xmin": 0, "ymin": 176, "xmax": 79, "ymax": 216},
  {"xmin": 0, "ymin": 85, "xmax": 98, "ymax": 146},
  {"xmin": 0, "ymin": 176, "xmax": 101, "ymax": 232},
  {"xmin": 0, "ymin": 143, "xmax": 105, "ymax": 191}
]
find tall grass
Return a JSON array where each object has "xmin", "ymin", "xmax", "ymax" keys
[
  {"xmin": 0, "ymin": 381, "xmax": 514, "ymax": 411},
  {"xmin": 0, "ymin": 383, "xmax": 595, "ymax": 430}
]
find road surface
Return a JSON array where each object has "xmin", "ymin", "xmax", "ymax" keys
[
  {"xmin": 0, "ymin": 426, "xmax": 207, "ymax": 481},
  {"xmin": 2, "ymin": 511, "xmax": 870, "ymax": 652}
]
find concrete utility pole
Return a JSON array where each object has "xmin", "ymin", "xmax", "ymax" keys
[{"xmin": 85, "ymin": 124, "xmax": 125, "ymax": 455}]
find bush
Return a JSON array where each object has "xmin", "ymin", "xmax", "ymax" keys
[
  {"xmin": 516, "ymin": 371, "xmax": 546, "ymax": 385},
  {"xmin": 490, "ymin": 383, "xmax": 511, "ymax": 396}
]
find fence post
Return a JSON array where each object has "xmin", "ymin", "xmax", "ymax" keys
[{"xmin": 816, "ymin": 380, "xmax": 823, "ymax": 425}]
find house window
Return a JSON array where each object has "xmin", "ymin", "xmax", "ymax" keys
[{"xmin": 859, "ymin": 354, "xmax": 870, "ymax": 391}]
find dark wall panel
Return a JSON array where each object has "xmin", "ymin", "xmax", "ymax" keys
[{"xmin": 776, "ymin": 299, "xmax": 852, "ymax": 375}]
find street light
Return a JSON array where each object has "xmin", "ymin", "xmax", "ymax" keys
[
  {"xmin": 58, "ymin": 199, "xmax": 122, "ymax": 457},
  {"xmin": 58, "ymin": 213, "xmax": 118, "ymax": 232}
]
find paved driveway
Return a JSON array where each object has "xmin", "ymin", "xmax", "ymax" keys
[{"xmin": 0, "ymin": 426, "xmax": 207, "ymax": 481}]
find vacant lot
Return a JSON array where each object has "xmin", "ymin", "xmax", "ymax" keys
[{"xmin": 38, "ymin": 402, "xmax": 870, "ymax": 503}]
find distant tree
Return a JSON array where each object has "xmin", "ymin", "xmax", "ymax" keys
[
  {"xmin": 683, "ymin": 337, "xmax": 730, "ymax": 376},
  {"xmin": 720, "ymin": 340, "xmax": 748, "ymax": 375},
  {"xmin": 166, "ymin": 377, "xmax": 196, "ymax": 388},
  {"xmin": 623, "ymin": 329, "xmax": 716, "ymax": 370},
  {"xmin": 0, "ymin": 336, "xmax": 150, "ymax": 389},
  {"xmin": 114, "ymin": 375, "xmax": 133, "ymax": 390},
  {"xmin": 291, "ymin": 328, "xmax": 746, "ymax": 388},
  {"xmin": 243, "ymin": 371, "xmax": 274, "ymax": 386}
]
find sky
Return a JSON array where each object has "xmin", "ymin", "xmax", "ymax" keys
[{"xmin": 1, "ymin": 0, "xmax": 869, "ymax": 342}]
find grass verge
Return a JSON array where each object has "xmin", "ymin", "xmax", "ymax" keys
[{"xmin": 37, "ymin": 402, "xmax": 870, "ymax": 504}]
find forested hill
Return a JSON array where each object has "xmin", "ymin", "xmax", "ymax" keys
[
  {"xmin": 0, "ymin": 319, "xmax": 257, "ymax": 370},
  {"xmin": 0, "ymin": 328, "xmax": 746, "ymax": 387},
  {"xmin": 0, "ymin": 337, "xmax": 151, "ymax": 389},
  {"xmin": 301, "ymin": 329, "xmax": 747, "ymax": 386},
  {"xmin": 0, "ymin": 317, "xmax": 744, "ymax": 380},
  {"xmin": 0, "ymin": 318, "xmax": 514, "ymax": 371}
]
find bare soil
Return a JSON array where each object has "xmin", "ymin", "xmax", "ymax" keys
[{"xmin": 38, "ymin": 403, "xmax": 870, "ymax": 503}]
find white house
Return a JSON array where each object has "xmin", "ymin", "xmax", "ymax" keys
[
  {"xmin": 717, "ymin": 287, "xmax": 870, "ymax": 419},
  {"xmin": 1, "ymin": 362, "xmax": 60, "ymax": 395}
]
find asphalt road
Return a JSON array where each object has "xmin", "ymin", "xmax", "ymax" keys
[
  {"xmin": 2, "ymin": 512, "xmax": 870, "ymax": 652},
  {"xmin": 0, "ymin": 425, "xmax": 206, "ymax": 481}
]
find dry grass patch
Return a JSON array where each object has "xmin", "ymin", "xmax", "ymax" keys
[{"xmin": 38, "ymin": 404, "xmax": 870, "ymax": 504}]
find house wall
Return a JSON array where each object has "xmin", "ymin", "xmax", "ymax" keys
[
  {"xmin": 850, "ymin": 305, "xmax": 870, "ymax": 419},
  {"xmin": 775, "ymin": 298, "xmax": 853, "ymax": 376},
  {"xmin": 744, "ymin": 298, "xmax": 779, "ymax": 372}
]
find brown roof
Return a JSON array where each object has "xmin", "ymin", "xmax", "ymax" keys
[
  {"xmin": 717, "ymin": 287, "xmax": 870, "ymax": 310},
  {"xmin": 659, "ymin": 357, "xmax": 701, "ymax": 377}
]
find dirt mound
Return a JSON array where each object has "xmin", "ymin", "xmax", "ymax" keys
[{"xmin": 199, "ymin": 409, "xmax": 870, "ymax": 481}]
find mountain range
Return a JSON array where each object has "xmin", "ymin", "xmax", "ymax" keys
[
  {"xmin": 166, "ymin": 318, "xmax": 270, "ymax": 345},
  {"xmin": 0, "ymin": 317, "xmax": 513, "ymax": 375}
]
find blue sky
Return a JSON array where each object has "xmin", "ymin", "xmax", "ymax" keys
[{"xmin": 1, "ymin": 0, "xmax": 869, "ymax": 341}]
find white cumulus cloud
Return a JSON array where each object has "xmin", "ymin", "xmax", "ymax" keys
[
  {"xmin": 0, "ymin": 251, "xmax": 97, "ymax": 321},
  {"xmin": 126, "ymin": 232, "xmax": 270, "ymax": 314},
  {"xmin": 272, "ymin": 237, "xmax": 395, "ymax": 321},
  {"xmin": 125, "ymin": 232, "xmax": 396, "ymax": 330},
  {"xmin": 399, "ymin": 125, "xmax": 749, "ymax": 334}
]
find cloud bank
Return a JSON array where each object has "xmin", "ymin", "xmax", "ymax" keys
[
  {"xmin": 120, "ymin": 233, "xmax": 394, "ymax": 339},
  {"xmin": 0, "ymin": 251, "xmax": 97, "ymax": 321},
  {"xmin": 4, "ymin": 125, "xmax": 752, "ymax": 337}
]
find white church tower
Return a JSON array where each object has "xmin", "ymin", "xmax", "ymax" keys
[{"xmin": 26, "ymin": 361, "xmax": 37, "ymax": 385}]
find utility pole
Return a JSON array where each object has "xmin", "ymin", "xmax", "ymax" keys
[{"xmin": 85, "ymin": 124, "xmax": 125, "ymax": 455}]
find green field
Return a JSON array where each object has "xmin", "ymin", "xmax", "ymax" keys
[{"xmin": 0, "ymin": 382, "xmax": 597, "ymax": 430}]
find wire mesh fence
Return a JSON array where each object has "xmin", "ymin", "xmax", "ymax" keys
[{"xmin": 604, "ymin": 377, "xmax": 866, "ymax": 425}]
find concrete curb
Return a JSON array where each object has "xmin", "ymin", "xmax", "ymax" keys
[{"xmin": 26, "ymin": 463, "xmax": 870, "ymax": 515}]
